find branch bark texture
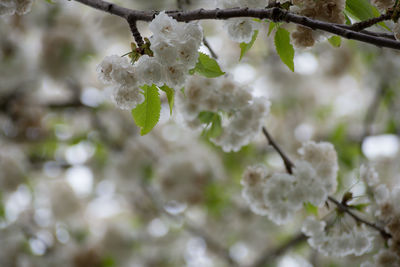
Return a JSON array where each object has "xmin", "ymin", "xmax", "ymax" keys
[{"xmin": 73, "ymin": 0, "xmax": 400, "ymax": 50}]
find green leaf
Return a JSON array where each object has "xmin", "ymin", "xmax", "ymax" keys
[
  {"xmin": 160, "ymin": 85, "xmax": 175, "ymax": 115},
  {"xmin": 345, "ymin": 0, "xmax": 375, "ymax": 21},
  {"xmin": 0, "ymin": 193, "xmax": 4, "ymax": 220},
  {"xmin": 131, "ymin": 84, "xmax": 161, "ymax": 136},
  {"xmin": 344, "ymin": 13, "xmax": 352, "ymax": 25},
  {"xmin": 101, "ymin": 256, "xmax": 116, "ymax": 267},
  {"xmin": 328, "ymin": 36, "xmax": 342, "ymax": 47},
  {"xmin": 198, "ymin": 111, "xmax": 216, "ymax": 124},
  {"xmin": 239, "ymin": 30, "xmax": 258, "ymax": 61},
  {"xmin": 351, "ymin": 203, "xmax": 370, "ymax": 211},
  {"xmin": 208, "ymin": 114, "xmax": 222, "ymax": 138},
  {"xmin": 198, "ymin": 111, "xmax": 223, "ymax": 138},
  {"xmin": 274, "ymin": 27, "xmax": 295, "ymax": 72},
  {"xmin": 190, "ymin": 52, "xmax": 225, "ymax": 78},
  {"xmin": 268, "ymin": 22, "xmax": 276, "ymax": 36},
  {"xmin": 303, "ymin": 202, "xmax": 319, "ymax": 216},
  {"xmin": 345, "ymin": 0, "xmax": 390, "ymax": 29}
]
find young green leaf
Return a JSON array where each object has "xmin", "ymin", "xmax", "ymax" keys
[
  {"xmin": 268, "ymin": 22, "xmax": 277, "ymax": 36},
  {"xmin": 198, "ymin": 111, "xmax": 223, "ymax": 138},
  {"xmin": 190, "ymin": 52, "xmax": 225, "ymax": 78},
  {"xmin": 207, "ymin": 114, "xmax": 222, "ymax": 138},
  {"xmin": 304, "ymin": 202, "xmax": 319, "ymax": 216},
  {"xmin": 160, "ymin": 85, "xmax": 175, "ymax": 115},
  {"xmin": 131, "ymin": 84, "xmax": 161, "ymax": 136},
  {"xmin": 274, "ymin": 27, "xmax": 295, "ymax": 72},
  {"xmin": 345, "ymin": 0, "xmax": 389, "ymax": 29},
  {"xmin": 345, "ymin": 0, "xmax": 375, "ymax": 21},
  {"xmin": 198, "ymin": 111, "xmax": 216, "ymax": 124},
  {"xmin": 328, "ymin": 36, "xmax": 342, "ymax": 47},
  {"xmin": 239, "ymin": 30, "xmax": 259, "ymax": 61}
]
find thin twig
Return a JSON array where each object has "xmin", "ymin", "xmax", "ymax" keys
[
  {"xmin": 347, "ymin": 13, "xmax": 392, "ymax": 31},
  {"xmin": 362, "ymin": 85, "xmax": 388, "ymax": 141},
  {"xmin": 262, "ymin": 127, "xmax": 294, "ymax": 174},
  {"xmin": 72, "ymin": 0, "xmax": 400, "ymax": 51},
  {"xmin": 327, "ymin": 196, "xmax": 391, "ymax": 240},
  {"xmin": 203, "ymin": 37, "xmax": 218, "ymax": 59},
  {"xmin": 251, "ymin": 233, "xmax": 307, "ymax": 267}
]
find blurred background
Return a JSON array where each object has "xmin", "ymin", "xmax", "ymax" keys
[{"xmin": 1, "ymin": 0, "xmax": 400, "ymax": 266}]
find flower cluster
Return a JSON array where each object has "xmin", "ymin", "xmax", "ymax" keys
[
  {"xmin": 176, "ymin": 75, "xmax": 270, "ymax": 152},
  {"xmin": 359, "ymin": 165, "xmax": 400, "ymax": 266},
  {"xmin": 362, "ymin": 250, "xmax": 400, "ymax": 267},
  {"xmin": 0, "ymin": 0, "xmax": 33, "ymax": 16},
  {"xmin": 302, "ymin": 216, "xmax": 374, "ymax": 257},
  {"xmin": 97, "ymin": 12, "xmax": 202, "ymax": 110},
  {"xmin": 241, "ymin": 141, "xmax": 338, "ymax": 224},
  {"xmin": 216, "ymin": 0, "xmax": 266, "ymax": 43},
  {"xmin": 371, "ymin": 0, "xmax": 394, "ymax": 12},
  {"xmin": 290, "ymin": 0, "xmax": 345, "ymax": 47}
]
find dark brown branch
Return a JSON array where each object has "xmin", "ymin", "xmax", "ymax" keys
[
  {"xmin": 72, "ymin": 0, "xmax": 400, "ymax": 51},
  {"xmin": 347, "ymin": 13, "xmax": 392, "ymax": 31},
  {"xmin": 262, "ymin": 127, "xmax": 294, "ymax": 174},
  {"xmin": 359, "ymin": 30, "xmax": 395, "ymax": 40},
  {"xmin": 327, "ymin": 196, "xmax": 391, "ymax": 240},
  {"xmin": 251, "ymin": 233, "xmax": 306, "ymax": 267},
  {"xmin": 127, "ymin": 17, "xmax": 144, "ymax": 48}
]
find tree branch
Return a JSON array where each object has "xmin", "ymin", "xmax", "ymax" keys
[
  {"xmin": 71, "ymin": 0, "xmax": 400, "ymax": 51},
  {"xmin": 262, "ymin": 127, "xmax": 294, "ymax": 174},
  {"xmin": 346, "ymin": 13, "xmax": 392, "ymax": 31},
  {"xmin": 127, "ymin": 17, "xmax": 144, "ymax": 48},
  {"xmin": 327, "ymin": 196, "xmax": 391, "ymax": 240},
  {"xmin": 261, "ymin": 127, "xmax": 392, "ymax": 240},
  {"xmin": 251, "ymin": 233, "xmax": 306, "ymax": 267}
]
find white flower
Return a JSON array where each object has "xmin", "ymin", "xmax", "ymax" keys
[
  {"xmin": 97, "ymin": 55, "xmax": 135, "ymax": 85},
  {"xmin": 360, "ymin": 164, "xmax": 379, "ymax": 187},
  {"xmin": 298, "ymin": 141, "xmax": 338, "ymax": 194},
  {"xmin": 223, "ymin": 18, "xmax": 258, "ymax": 43},
  {"xmin": 0, "ymin": 0, "xmax": 33, "ymax": 16},
  {"xmin": 182, "ymin": 22, "xmax": 203, "ymax": 44},
  {"xmin": 150, "ymin": 37, "xmax": 179, "ymax": 66},
  {"xmin": 291, "ymin": 160, "xmax": 328, "ymax": 206},
  {"xmin": 0, "ymin": 0, "xmax": 15, "ymax": 16},
  {"xmin": 302, "ymin": 216, "xmax": 325, "ymax": 237},
  {"xmin": 242, "ymin": 186, "xmax": 269, "ymax": 215},
  {"xmin": 176, "ymin": 37, "xmax": 200, "ymax": 68},
  {"xmin": 374, "ymin": 184, "xmax": 390, "ymax": 204},
  {"xmin": 263, "ymin": 173, "xmax": 300, "ymax": 224},
  {"xmin": 371, "ymin": 0, "xmax": 395, "ymax": 12},
  {"xmin": 302, "ymin": 216, "xmax": 374, "ymax": 257},
  {"xmin": 112, "ymin": 84, "xmax": 144, "ymax": 110},
  {"xmin": 176, "ymin": 75, "xmax": 270, "ymax": 152},
  {"xmin": 164, "ymin": 64, "xmax": 187, "ymax": 88},
  {"xmin": 135, "ymin": 55, "xmax": 164, "ymax": 86},
  {"xmin": 149, "ymin": 11, "xmax": 182, "ymax": 41}
]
